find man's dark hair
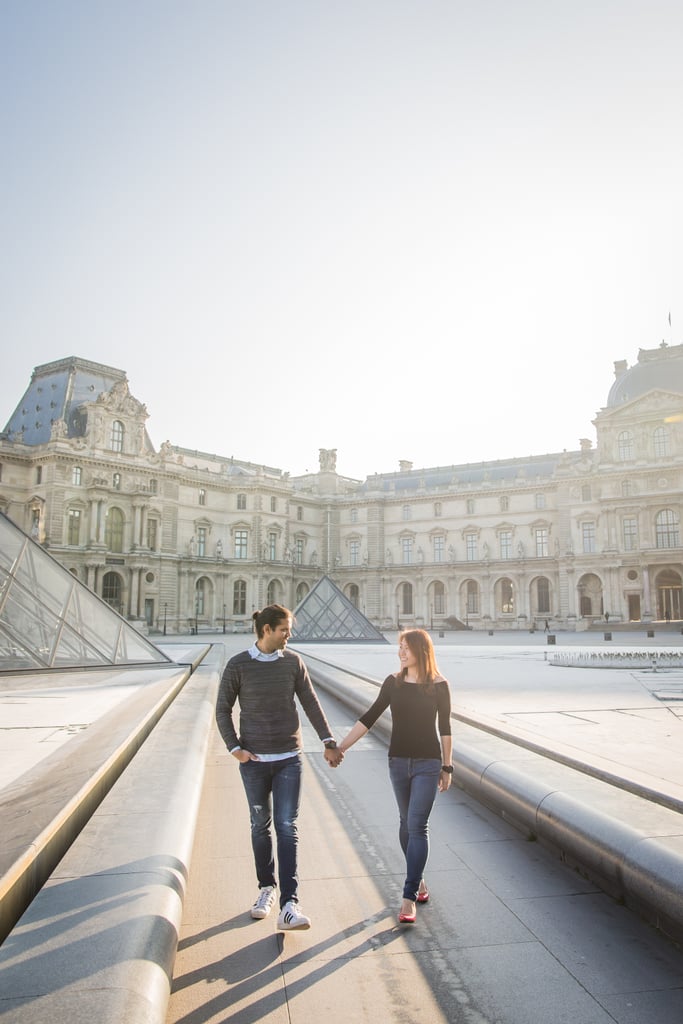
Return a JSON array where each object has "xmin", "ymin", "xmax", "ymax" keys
[{"xmin": 252, "ymin": 604, "xmax": 292, "ymax": 638}]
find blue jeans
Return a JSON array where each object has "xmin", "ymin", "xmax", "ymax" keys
[
  {"xmin": 239, "ymin": 754, "xmax": 302, "ymax": 907},
  {"xmin": 388, "ymin": 757, "xmax": 441, "ymax": 901}
]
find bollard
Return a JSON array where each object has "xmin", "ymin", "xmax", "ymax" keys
[
  {"xmin": 604, "ymin": 631, "xmax": 612, "ymax": 641},
  {"xmin": 438, "ymin": 631, "xmax": 444, "ymax": 638},
  {"xmin": 547, "ymin": 634, "xmax": 556, "ymax": 645},
  {"xmin": 488, "ymin": 630, "xmax": 494, "ymax": 636},
  {"xmin": 647, "ymin": 629, "xmax": 655, "ymax": 638}
]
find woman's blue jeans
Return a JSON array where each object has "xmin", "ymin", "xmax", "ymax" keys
[
  {"xmin": 388, "ymin": 757, "xmax": 441, "ymax": 900},
  {"xmin": 239, "ymin": 754, "xmax": 302, "ymax": 908}
]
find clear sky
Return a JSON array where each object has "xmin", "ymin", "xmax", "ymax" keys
[{"xmin": 2, "ymin": 1, "xmax": 682, "ymax": 479}]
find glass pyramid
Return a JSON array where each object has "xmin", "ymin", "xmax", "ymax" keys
[
  {"xmin": 291, "ymin": 575, "xmax": 388, "ymax": 643},
  {"xmin": 0, "ymin": 512, "xmax": 172, "ymax": 672}
]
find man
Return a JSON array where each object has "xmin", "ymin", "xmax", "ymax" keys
[{"xmin": 216, "ymin": 604, "xmax": 342, "ymax": 930}]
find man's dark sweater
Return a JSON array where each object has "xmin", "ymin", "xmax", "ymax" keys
[{"xmin": 216, "ymin": 649, "xmax": 333, "ymax": 754}]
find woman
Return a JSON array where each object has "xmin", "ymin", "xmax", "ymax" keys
[{"xmin": 338, "ymin": 629, "xmax": 452, "ymax": 924}]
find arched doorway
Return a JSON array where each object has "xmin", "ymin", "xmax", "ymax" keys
[
  {"xmin": 577, "ymin": 573, "xmax": 603, "ymax": 618},
  {"xmin": 656, "ymin": 569, "xmax": 682, "ymax": 620},
  {"xmin": 102, "ymin": 571, "xmax": 123, "ymax": 615}
]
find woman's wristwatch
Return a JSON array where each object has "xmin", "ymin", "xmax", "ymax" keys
[{"xmin": 441, "ymin": 765, "xmax": 453, "ymax": 774}]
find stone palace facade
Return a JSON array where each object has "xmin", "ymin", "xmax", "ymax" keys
[{"xmin": 1, "ymin": 345, "xmax": 682, "ymax": 633}]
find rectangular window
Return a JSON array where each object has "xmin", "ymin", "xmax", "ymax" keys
[
  {"xmin": 36, "ymin": 466, "xmax": 42, "ymax": 484},
  {"xmin": 466, "ymin": 534, "xmax": 478, "ymax": 561},
  {"xmin": 402, "ymin": 505, "xmax": 412, "ymax": 520},
  {"xmin": 581, "ymin": 484, "xmax": 591, "ymax": 501},
  {"xmin": 535, "ymin": 493, "xmax": 546, "ymax": 510},
  {"xmin": 582, "ymin": 522, "xmax": 596, "ymax": 553},
  {"xmin": 110, "ymin": 421, "xmax": 124, "ymax": 453},
  {"xmin": 199, "ymin": 488, "xmax": 206, "ymax": 506},
  {"xmin": 197, "ymin": 527, "xmax": 206, "ymax": 557},
  {"xmin": 147, "ymin": 518, "xmax": 158, "ymax": 551},
  {"xmin": 72, "ymin": 466, "xmax": 82, "ymax": 486},
  {"xmin": 433, "ymin": 536, "xmax": 444, "ymax": 562},
  {"xmin": 535, "ymin": 528, "xmax": 549, "ymax": 557},
  {"xmin": 297, "ymin": 506, "xmax": 303, "ymax": 521},
  {"xmin": 235, "ymin": 530, "xmax": 248, "ymax": 559},
  {"xmin": 271, "ymin": 496, "xmax": 277, "ymax": 512},
  {"xmin": 466, "ymin": 499, "xmax": 475, "ymax": 514},
  {"xmin": 499, "ymin": 531, "xmax": 512, "ymax": 559},
  {"xmin": 67, "ymin": 508, "xmax": 81, "ymax": 545},
  {"xmin": 402, "ymin": 537, "xmax": 413, "ymax": 563},
  {"xmin": 237, "ymin": 493, "xmax": 247, "ymax": 510},
  {"xmin": 623, "ymin": 517, "xmax": 638, "ymax": 551},
  {"xmin": 295, "ymin": 538, "xmax": 304, "ymax": 564},
  {"xmin": 269, "ymin": 532, "xmax": 277, "ymax": 560},
  {"xmin": 350, "ymin": 540, "xmax": 360, "ymax": 565},
  {"xmin": 233, "ymin": 580, "xmax": 246, "ymax": 616}
]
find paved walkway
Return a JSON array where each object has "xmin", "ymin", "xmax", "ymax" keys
[{"xmin": 166, "ymin": 682, "xmax": 683, "ymax": 1024}]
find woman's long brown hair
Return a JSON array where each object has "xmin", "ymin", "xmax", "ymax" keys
[{"xmin": 398, "ymin": 629, "xmax": 441, "ymax": 690}]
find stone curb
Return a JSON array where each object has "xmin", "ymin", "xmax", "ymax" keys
[{"xmin": 0, "ymin": 645, "xmax": 225, "ymax": 1024}]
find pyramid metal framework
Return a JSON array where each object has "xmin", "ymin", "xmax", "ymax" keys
[
  {"xmin": 0, "ymin": 512, "xmax": 172, "ymax": 673},
  {"xmin": 291, "ymin": 575, "xmax": 388, "ymax": 643}
]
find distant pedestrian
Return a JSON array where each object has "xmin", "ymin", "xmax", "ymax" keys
[
  {"xmin": 665, "ymin": 609, "xmax": 672, "ymax": 623},
  {"xmin": 215, "ymin": 604, "xmax": 342, "ymax": 930},
  {"xmin": 333, "ymin": 629, "xmax": 452, "ymax": 925},
  {"xmin": 544, "ymin": 619, "xmax": 549, "ymax": 633},
  {"xmin": 604, "ymin": 612, "xmax": 610, "ymax": 623}
]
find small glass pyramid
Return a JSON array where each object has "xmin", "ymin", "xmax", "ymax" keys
[
  {"xmin": 291, "ymin": 575, "xmax": 387, "ymax": 643},
  {"xmin": 0, "ymin": 512, "xmax": 172, "ymax": 671}
]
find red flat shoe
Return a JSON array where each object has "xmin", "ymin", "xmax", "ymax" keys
[
  {"xmin": 416, "ymin": 890, "xmax": 429, "ymax": 904},
  {"xmin": 398, "ymin": 912, "xmax": 416, "ymax": 924}
]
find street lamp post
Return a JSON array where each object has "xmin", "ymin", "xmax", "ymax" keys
[
  {"xmin": 223, "ymin": 603, "xmax": 226, "ymax": 634},
  {"xmin": 163, "ymin": 602, "xmax": 167, "ymax": 636}
]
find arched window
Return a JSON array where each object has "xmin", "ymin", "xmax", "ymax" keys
[
  {"xmin": 347, "ymin": 583, "xmax": 359, "ymax": 608},
  {"xmin": 433, "ymin": 581, "xmax": 445, "ymax": 615},
  {"xmin": 195, "ymin": 577, "xmax": 208, "ymax": 616},
  {"xmin": 617, "ymin": 430, "xmax": 634, "ymax": 461},
  {"xmin": 401, "ymin": 582, "xmax": 413, "ymax": 615},
  {"xmin": 466, "ymin": 580, "xmax": 479, "ymax": 615},
  {"xmin": 110, "ymin": 420, "xmax": 124, "ymax": 453},
  {"xmin": 653, "ymin": 426, "xmax": 669, "ymax": 457},
  {"xmin": 656, "ymin": 509, "xmax": 680, "ymax": 549},
  {"xmin": 499, "ymin": 577, "xmax": 514, "ymax": 614},
  {"xmin": 535, "ymin": 577, "xmax": 550, "ymax": 615},
  {"xmin": 296, "ymin": 582, "xmax": 309, "ymax": 604},
  {"xmin": 233, "ymin": 579, "xmax": 246, "ymax": 615},
  {"xmin": 104, "ymin": 507, "xmax": 124, "ymax": 552}
]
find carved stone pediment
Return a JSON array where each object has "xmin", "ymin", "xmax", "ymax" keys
[{"xmin": 96, "ymin": 380, "xmax": 148, "ymax": 420}]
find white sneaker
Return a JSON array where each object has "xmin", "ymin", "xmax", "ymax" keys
[
  {"xmin": 250, "ymin": 886, "xmax": 277, "ymax": 919},
  {"xmin": 277, "ymin": 900, "xmax": 311, "ymax": 930}
]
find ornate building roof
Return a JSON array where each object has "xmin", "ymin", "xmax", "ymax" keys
[
  {"xmin": 1, "ymin": 357, "xmax": 130, "ymax": 446},
  {"xmin": 607, "ymin": 343, "xmax": 683, "ymax": 408}
]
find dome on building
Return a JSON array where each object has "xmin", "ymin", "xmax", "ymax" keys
[{"xmin": 607, "ymin": 342, "xmax": 683, "ymax": 407}]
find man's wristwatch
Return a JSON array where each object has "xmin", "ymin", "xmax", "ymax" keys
[
  {"xmin": 324, "ymin": 740, "xmax": 338, "ymax": 749},
  {"xmin": 441, "ymin": 765, "xmax": 453, "ymax": 774}
]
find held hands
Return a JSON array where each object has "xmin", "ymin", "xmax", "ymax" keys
[{"xmin": 324, "ymin": 745, "xmax": 344, "ymax": 768}]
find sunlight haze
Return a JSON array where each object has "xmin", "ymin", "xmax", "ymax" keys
[{"xmin": 2, "ymin": 1, "xmax": 682, "ymax": 478}]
